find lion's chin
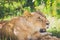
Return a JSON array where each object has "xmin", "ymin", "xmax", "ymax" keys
[{"xmin": 40, "ymin": 32, "xmax": 52, "ymax": 36}]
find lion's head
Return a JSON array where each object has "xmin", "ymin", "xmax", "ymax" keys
[{"xmin": 23, "ymin": 11, "xmax": 49, "ymax": 33}]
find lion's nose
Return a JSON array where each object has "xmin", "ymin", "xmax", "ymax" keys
[
  {"xmin": 46, "ymin": 22, "xmax": 49, "ymax": 25},
  {"xmin": 46, "ymin": 23, "xmax": 49, "ymax": 28},
  {"xmin": 39, "ymin": 29, "xmax": 46, "ymax": 33}
]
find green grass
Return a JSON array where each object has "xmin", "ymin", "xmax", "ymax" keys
[{"xmin": 47, "ymin": 17, "xmax": 60, "ymax": 38}]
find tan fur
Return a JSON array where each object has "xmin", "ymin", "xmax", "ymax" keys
[{"xmin": 1, "ymin": 11, "xmax": 49, "ymax": 40}]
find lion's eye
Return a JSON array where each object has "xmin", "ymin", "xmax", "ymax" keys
[
  {"xmin": 38, "ymin": 17, "xmax": 40, "ymax": 19},
  {"xmin": 37, "ymin": 17, "xmax": 42, "ymax": 21},
  {"xmin": 37, "ymin": 17, "xmax": 41, "ymax": 19}
]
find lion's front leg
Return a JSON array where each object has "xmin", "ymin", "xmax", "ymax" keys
[
  {"xmin": 30, "ymin": 32, "xmax": 42, "ymax": 40},
  {"xmin": 31, "ymin": 32, "xmax": 52, "ymax": 40}
]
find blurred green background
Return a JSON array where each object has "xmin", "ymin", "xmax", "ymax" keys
[{"xmin": 0, "ymin": 0, "xmax": 60, "ymax": 38}]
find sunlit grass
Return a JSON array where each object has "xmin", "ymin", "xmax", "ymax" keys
[{"xmin": 47, "ymin": 16, "xmax": 60, "ymax": 37}]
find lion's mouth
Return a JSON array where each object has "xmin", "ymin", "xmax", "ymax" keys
[
  {"xmin": 39, "ymin": 29, "xmax": 52, "ymax": 36},
  {"xmin": 39, "ymin": 29, "xmax": 46, "ymax": 33}
]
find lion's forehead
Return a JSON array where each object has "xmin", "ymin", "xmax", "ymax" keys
[{"xmin": 31, "ymin": 12, "xmax": 46, "ymax": 18}]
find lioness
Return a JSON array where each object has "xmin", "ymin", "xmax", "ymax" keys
[{"xmin": 1, "ymin": 11, "xmax": 49, "ymax": 40}]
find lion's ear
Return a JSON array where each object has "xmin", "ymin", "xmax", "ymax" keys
[{"xmin": 23, "ymin": 10, "xmax": 32, "ymax": 17}]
